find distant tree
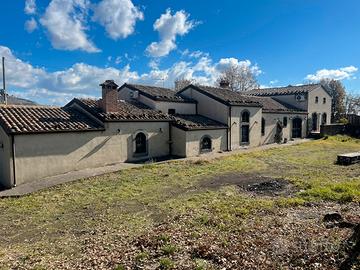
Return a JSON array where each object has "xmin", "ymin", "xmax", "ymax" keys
[
  {"xmin": 345, "ymin": 92, "xmax": 360, "ymax": 115},
  {"xmin": 320, "ymin": 79, "xmax": 346, "ymax": 122},
  {"xmin": 174, "ymin": 78, "xmax": 194, "ymax": 91},
  {"xmin": 216, "ymin": 64, "xmax": 259, "ymax": 92}
]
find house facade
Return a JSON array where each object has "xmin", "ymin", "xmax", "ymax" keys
[
  {"xmin": 0, "ymin": 81, "xmax": 329, "ymax": 188},
  {"xmin": 247, "ymin": 84, "xmax": 332, "ymax": 133}
]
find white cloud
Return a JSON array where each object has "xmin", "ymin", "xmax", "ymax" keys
[
  {"xmin": 25, "ymin": 17, "xmax": 38, "ymax": 33},
  {"xmin": 92, "ymin": 0, "xmax": 143, "ymax": 40},
  {"xmin": 0, "ymin": 45, "xmax": 260, "ymax": 105},
  {"xmin": 306, "ymin": 66, "xmax": 358, "ymax": 82},
  {"xmin": 40, "ymin": 0, "xmax": 100, "ymax": 53},
  {"xmin": 146, "ymin": 9, "xmax": 197, "ymax": 57},
  {"xmin": 25, "ymin": 0, "xmax": 36, "ymax": 15}
]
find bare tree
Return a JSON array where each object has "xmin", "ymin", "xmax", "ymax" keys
[
  {"xmin": 174, "ymin": 78, "xmax": 194, "ymax": 91},
  {"xmin": 216, "ymin": 64, "xmax": 259, "ymax": 91},
  {"xmin": 320, "ymin": 79, "xmax": 346, "ymax": 122},
  {"xmin": 345, "ymin": 92, "xmax": 360, "ymax": 115}
]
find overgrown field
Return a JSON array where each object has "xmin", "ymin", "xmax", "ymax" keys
[{"xmin": 0, "ymin": 136, "xmax": 359, "ymax": 269}]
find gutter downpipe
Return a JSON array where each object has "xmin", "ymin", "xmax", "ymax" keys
[{"xmin": 11, "ymin": 134, "xmax": 16, "ymax": 187}]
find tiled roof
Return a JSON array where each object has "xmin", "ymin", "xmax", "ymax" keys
[
  {"xmin": 70, "ymin": 98, "xmax": 172, "ymax": 122},
  {"xmin": 180, "ymin": 85, "xmax": 262, "ymax": 107},
  {"xmin": 246, "ymin": 84, "xmax": 323, "ymax": 96},
  {"xmin": 173, "ymin": 114, "xmax": 228, "ymax": 131},
  {"xmin": 0, "ymin": 105, "xmax": 104, "ymax": 134},
  {"xmin": 251, "ymin": 97, "xmax": 307, "ymax": 113},
  {"xmin": 120, "ymin": 83, "xmax": 196, "ymax": 103}
]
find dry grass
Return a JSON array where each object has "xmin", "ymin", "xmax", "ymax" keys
[{"xmin": 0, "ymin": 135, "xmax": 359, "ymax": 269}]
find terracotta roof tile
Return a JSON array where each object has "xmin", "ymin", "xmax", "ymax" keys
[
  {"xmin": 246, "ymin": 84, "xmax": 323, "ymax": 96},
  {"xmin": 173, "ymin": 114, "xmax": 228, "ymax": 131},
  {"xmin": 182, "ymin": 85, "xmax": 262, "ymax": 106},
  {"xmin": 0, "ymin": 105, "xmax": 104, "ymax": 134},
  {"xmin": 72, "ymin": 98, "xmax": 172, "ymax": 121},
  {"xmin": 121, "ymin": 83, "xmax": 196, "ymax": 103},
  {"xmin": 251, "ymin": 97, "xmax": 307, "ymax": 113}
]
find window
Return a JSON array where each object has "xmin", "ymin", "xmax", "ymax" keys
[
  {"xmin": 168, "ymin": 108, "xmax": 176, "ymax": 115},
  {"xmin": 200, "ymin": 136, "xmax": 212, "ymax": 152},
  {"xmin": 135, "ymin": 132, "xmax": 147, "ymax": 155},
  {"xmin": 241, "ymin": 110, "xmax": 250, "ymax": 144},
  {"xmin": 261, "ymin": 118, "xmax": 265, "ymax": 136},
  {"xmin": 241, "ymin": 111, "xmax": 250, "ymax": 123},
  {"xmin": 241, "ymin": 125, "xmax": 250, "ymax": 143},
  {"xmin": 322, "ymin": 113, "xmax": 327, "ymax": 125},
  {"xmin": 315, "ymin": 96, "xmax": 319, "ymax": 103},
  {"xmin": 323, "ymin": 97, "xmax": 326, "ymax": 104},
  {"xmin": 283, "ymin": 117, "xmax": 288, "ymax": 127}
]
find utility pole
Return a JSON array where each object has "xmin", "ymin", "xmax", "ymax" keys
[{"xmin": 2, "ymin": 57, "xmax": 7, "ymax": 105}]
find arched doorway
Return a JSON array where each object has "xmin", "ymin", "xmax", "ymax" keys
[
  {"xmin": 322, "ymin": 113, "xmax": 327, "ymax": 125},
  {"xmin": 135, "ymin": 132, "xmax": 147, "ymax": 154},
  {"xmin": 312, "ymin": 113, "xmax": 318, "ymax": 131},
  {"xmin": 200, "ymin": 136, "xmax": 212, "ymax": 153},
  {"xmin": 292, "ymin": 118, "xmax": 302, "ymax": 138}
]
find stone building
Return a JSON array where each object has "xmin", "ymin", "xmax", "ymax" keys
[{"xmin": 0, "ymin": 81, "xmax": 331, "ymax": 188}]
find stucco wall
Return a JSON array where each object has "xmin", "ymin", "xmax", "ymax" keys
[
  {"xmin": 185, "ymin": 129, "xmax": 227, "ymax": 157},
  {"xmin": 230, "ymin": 106, "xmax": 262, "ymax": 149},
  {"xmin": 261, "ymin": 113, "xmax": 307, "ymax": 144},
  {"xmin": 13, "ymin": 121, "xmax": 170, "ymax": 185},
  {"xmin": 171, "ymin": 126, "xmax": 186, "ymax": 157},
  {"xmin": 273, "ymin": 94, "xmax": 309, "ymax": 111},
  {"xmin": 308, "ymin": 87, "xmax": 332, "ymax": 131},
  {"xmin": 180, "ymin": 87, "xmax": 229, "ymax": 124},
  {"xmin": 119, "ymin": 86, "xmax": 196, "ymax": 114},
  {"xmin": 0, "ymin": 127, "xmax": 12, "ymax": 188}
]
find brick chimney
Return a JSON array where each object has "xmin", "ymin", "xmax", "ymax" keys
[
  {"xmin": 99, "ymin": 80, "xmax": 119, "ymax": 113},
  {"xmin": 219, "ymin": 79, "xmax": 230, "ymax": 88}
]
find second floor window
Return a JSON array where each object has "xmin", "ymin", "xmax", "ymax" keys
[
  {"xmin": 323, "ymin": 97, "xmax": 326, "ymax": 104},
  {"xmin": 315, "ymin": 96, "xmax": 319, "ymax": 103}
]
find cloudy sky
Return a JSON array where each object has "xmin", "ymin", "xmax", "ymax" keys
[{"xmin": 1, "ymin": 0, "xmax": 359, "ymax": 105}]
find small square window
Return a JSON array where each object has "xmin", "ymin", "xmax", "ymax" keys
[{"xmin": 168, "ymin": 109, "xmax": 176, "ymax": 115}]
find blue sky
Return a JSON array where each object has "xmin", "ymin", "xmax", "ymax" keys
[{"xmin": 0, "ymin": 0, "xmax": 359, "ymax": 105}]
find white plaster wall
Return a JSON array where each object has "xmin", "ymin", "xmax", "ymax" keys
[
  {"xmin": 153, "ymin": 102, "xmax": 196, "ymax": 115},
  {"xmin": 118, "ymin": 87, "xmax": 157, "ymax": 108},
  {"xmin": 13, "ymin": 121, "xmax": 170, "ymax": 185},
  {"xmin": 180, "ymin": 88, "xmax": 229, "ymax": 124},
  {"xmin": 261, "ymin": 113, "xmax": 307, "ymax": 144},
  {"xmin": 119, "ymin": 86, "xmax": 196, "ymax": 114},
  {"xmin": 272, "ymin": 94, "xmax": 309, "ymax": 111},
  {"xmin": 0, "ymin": 127, "xmax": 13, "ymax": 188},
  {"xmin": 171, "ymin": 126, "xmax": 186, "ymax": 157},
  {"xmin": 185, "ymin": 129, "xmax": 227, "ymax": 157},
  {"xmin": 308, "ymin": 87, "xmax": 332, "ymax": 131},
  {"xmin": 230, "ymin": 106, "xmax": 262, "ymax": 149}
]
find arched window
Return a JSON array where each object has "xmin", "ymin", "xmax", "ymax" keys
[
  {"xmin": 283, "ymin": 117, "xmax": 288, "ymax": 127},
  {"xmin": 200, "ymin": 136, "xmax": 212, "ymax": 152},
  {"xmin": 241, "ymin": 110, "xmax": 250, "ymax": 144},
  {"xmin": 241, "ymin": 111, "xmax": 250, "ymax": 123},
  {"xmin": 261, "ymin": 118, "xmax": 265, "ymax": 136},
  {"xmin": 135, "ymin": 132, "xmax": 147, "ymax": 154},
  {"xmin": 322, "ymin": 113, "xmax": 327, "ymax": 125}
]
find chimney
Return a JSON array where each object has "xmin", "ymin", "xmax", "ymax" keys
[
  {"xmin": 219, "ymin": 79, "xmax": 230, "ymax": 88},
  {"xmin": 99, "ymin": 80, "xmax": 119, "ymax": 113}
]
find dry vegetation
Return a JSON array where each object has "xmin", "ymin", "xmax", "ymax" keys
[{"xmin": 0, "ymin": 136, "xmax": 359, "ymax": 270}]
